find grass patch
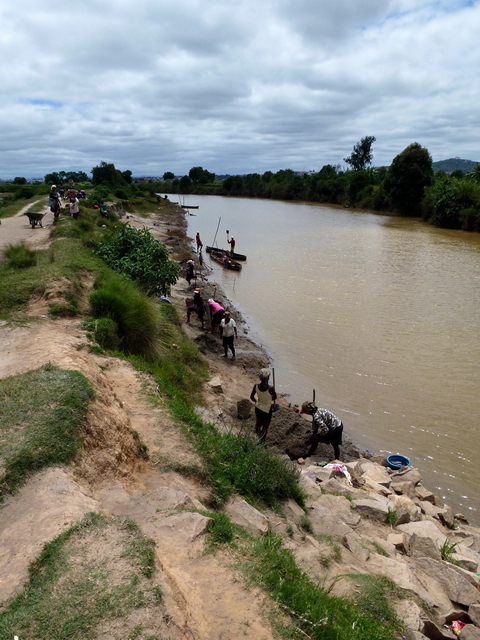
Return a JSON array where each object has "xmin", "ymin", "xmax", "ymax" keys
[
  {"xmin": 0, "ymin": 512, "xmax": 161, "ymax": 640},
  {"xmin": 3, "ymin": 242, "xmax": 37, "ymax": 269},
  {"xmin": 239, "ymin": 535, "xmax": 404, "ymax": 640},
  {"xmin": 0, "ymin": 237, "xmax": 103, "ymax": 321},
  {"xmin": 0, "ymin": 364, "xmax": 94, "ymax": 497},
  {"xmin": 368, "ymin": 541, "xmax": 390, "ymax": 557},
  {"xmin": 440, "ymin": 539, "xmax": 458, "ymax": 563}
]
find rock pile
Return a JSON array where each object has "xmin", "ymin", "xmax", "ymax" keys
[{"xmin": 269, "ymin": 457, "xmax": 480, "ymax": 639}]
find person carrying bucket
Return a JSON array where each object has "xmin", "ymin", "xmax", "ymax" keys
[{"xmin": 250, "ymin": 368, "xmax": 277, "ymax": 444}]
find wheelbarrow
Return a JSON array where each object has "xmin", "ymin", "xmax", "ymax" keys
[{"xmin": 24, "ymin": 212, "xmax": 46, "ymax": 228}]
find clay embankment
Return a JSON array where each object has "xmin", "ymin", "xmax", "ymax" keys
[{"xmin": 1, "ymin": 202, "xmax": 480, "ymax": 639}]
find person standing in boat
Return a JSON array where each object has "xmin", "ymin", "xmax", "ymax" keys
[
  {"xmin": 228, "ymin": 236, "xmax": 236, "ymax": 255},
  {"xmin": 250, "ymin": 368, "xmax": 277, "ymax": 444}
]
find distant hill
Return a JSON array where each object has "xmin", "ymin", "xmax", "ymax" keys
[{"xmin": 433, "ymin": 158, "xmax": 479, "ymax": 173}]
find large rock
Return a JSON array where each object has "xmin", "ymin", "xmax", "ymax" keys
[
  {"xmin": 397, "ymin": 520, "xmax": 447, "ymax": 549},
  {"xmin": 468, "ymin": 604, "xmax": 480, "ymax": 626},
  {"xmin": 391, "ymin": 480, "xmax": 417, "ymax": 499},
  {"xmin": 416, "ymin": 484, "xmax": 436, "ymax": 503},
  {"xmin": 391, "ymin": 466, "xmax": 423, "ymax": 486},
  {"xmin": 308, "ymin": 498, "xmax": 354, "ymax": 539},
  {"xmin": 389, "ymin": 493, "xmax": 422, "ymax": 522},
  {"xmin": 414, "ymin": 557, "xmax": 480, "ymax": 607},
  {"xmin": 408, "ymin": 532, "xmax": 442, "ymax": 561},
  {"xmin": 352, "ymin": 497, "xmax": 394, "ymax": 521},
  {"xmin": 459, "ymin": 626, "xmax": 480, "ymax": 640},
  {"xmin": 355, "ymin": 459, "xmax": 392, "ymax": 487},
  {"xmin": 450, "ymin": 553, "xmax": 479, "ymax": 573},
  {"xmin": 311, "ymin": 494, "xmax": 361, "ymax": 528},
  {"xmin": 224, "ymin": 497, "xmax": 269, "ymax": 536},
  {"xmin": 342, "ymin": 531, "xmax": 370, "ymax": 563}
]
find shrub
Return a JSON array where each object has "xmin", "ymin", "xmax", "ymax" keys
[
  {"xmin": 89, "ymin": 272, "xmax": 162, "ymax": 359},
  {"xmin": 3, "ymin": 242, "xmax": 37, "ymax": 269},
  {"xmin": 94, "ymin": 224, "xmax": 180, "ymax": 295},
  {"xmin": 93, "ymin": 317, "xmax": 120, "ymax": 350}
]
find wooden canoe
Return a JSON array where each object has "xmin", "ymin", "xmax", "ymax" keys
[
  {"xmin": 205, "ymin": 245, "xmax": 247, "ymax": 261},
  {"xmin": 209, "ymin": 249, "xmax": 242, "ymax": 271}
]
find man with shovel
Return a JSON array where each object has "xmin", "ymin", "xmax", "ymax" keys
[
  {"xmin": 250, "ymin": 368, "xmax": 277, "ymax": 444},
  {"xmin": 300, "ymin": 401, "xmax": 343, "ymax": 460}
]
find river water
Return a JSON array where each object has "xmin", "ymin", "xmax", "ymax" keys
[{"xmin": 179, "ymin": 194, "xmax": 480, "ymax": 523}]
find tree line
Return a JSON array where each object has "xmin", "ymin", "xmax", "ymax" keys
[{"xmin": 161, "ymin": 139, "xmax": 480, "ymax": 233}]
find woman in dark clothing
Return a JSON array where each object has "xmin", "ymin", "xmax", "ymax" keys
[{"xmin": 49, "ymin": 185, "xmax": 62, "ymax": 219}]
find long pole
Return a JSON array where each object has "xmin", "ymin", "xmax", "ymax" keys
[{"xmin": 212, "ymin": 216, "xmax": 221, "ymax": 247}]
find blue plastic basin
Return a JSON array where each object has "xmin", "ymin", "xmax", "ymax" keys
[{"xmin": 386, "ymin": 454, "xmax": 411, "ymax": 470}]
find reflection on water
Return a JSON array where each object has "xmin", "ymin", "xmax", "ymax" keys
[{"xmin": 184, "ymin": 195, "xmax": 480, "ymax": 523}]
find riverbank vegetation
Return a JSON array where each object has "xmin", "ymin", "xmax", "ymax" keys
[{"xmin": 0, "ymin": 206, "xmax": 409, "ymax": 637}]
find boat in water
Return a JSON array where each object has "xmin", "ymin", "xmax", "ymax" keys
[
  {"xmin": 205, "ymin": 245, "xmax": 247, "ymax": 261},
  {"xmin": 209, "ymin": 249, "xmax": 242, "ymax": 271}
]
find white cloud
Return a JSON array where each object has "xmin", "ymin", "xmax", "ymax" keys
[{"xmin": 0, "ymin": 0, "xmax": 479, "ymax": 177}]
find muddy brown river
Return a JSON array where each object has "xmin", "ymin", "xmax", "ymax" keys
[{"xmin": 181, "ymin": 194, "xmax": 480, "ymax": 523}]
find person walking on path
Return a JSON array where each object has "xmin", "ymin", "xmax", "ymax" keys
[
  {"xmin": 208, "ymin": 299, "xmax": 225, "ymax": 334},
  {"xmin": 48, "ymin": 185, "xmax": 62, "ymax": 219},
  {"xmin": 300, "ymin": 402, "xmax": 343, "ymax": 460},
  {"xmin": 250, "ymin": 368, "xmax": 277, "ymax": 444},
  {"xmin": 219, "ymin": 311, "xmax": 238, "ymax": 359},
  {"xmin": 195, "ymin": 232, "xmax": 203, "ymax": 251}
]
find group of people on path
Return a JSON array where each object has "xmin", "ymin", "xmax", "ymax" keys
[{"xmin": 48, "ymin": 180, "xmax": 81, "ymax": 220}]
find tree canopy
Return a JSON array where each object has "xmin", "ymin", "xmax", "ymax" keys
[
  {"xmin": 91, "ymin": 161, "xmax": 130, "ymax": 187},
  {"xmin": 344, "ymin": 136, "xmax": 376, "ymax": 171},
  {"xmin": 385, "ymin": 142, "xmax": 434, "ymax": 215}
]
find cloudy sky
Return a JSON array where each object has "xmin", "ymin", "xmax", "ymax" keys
[{"xmin": 1, "ymin": 0, "xmax": 479, "ymax": 179}]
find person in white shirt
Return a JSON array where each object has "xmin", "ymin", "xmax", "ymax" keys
[{"xmin": 219, "ymin": 311, "xmax": 238, "ymax": 359}]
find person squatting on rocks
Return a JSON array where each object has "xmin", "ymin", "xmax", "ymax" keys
[
  {"xmin": 300, "ymin": 401, "xmax": 343, "ymax": 460},
  {"xmin": 208, "ymin": 299, "xmax": 225, "ymax": 334},
  {"xmin": 185, "ymin": 259, "xmax": 195, "ymax": 285},
  {"xmin": 187, "ymin": 288, "xmax": 205, "ymax": 329},
  {"xmin": 219, "ymin": 311, "xmax": 238, "ymax": 359},
  {"xmin": 250, "ymin": 368, "xmax": 277, "ymax": 444}
]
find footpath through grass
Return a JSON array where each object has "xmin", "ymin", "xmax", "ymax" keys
[
  {"xmin": 0, "ymin": 364, "xmax": 94, "ymax": 498},
  {"xmin": 0, "ymin": 512, "xmax": 161, "ymax": 640}
]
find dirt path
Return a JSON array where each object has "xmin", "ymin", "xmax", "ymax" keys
[
  {"xmin": 0, "ymin": 199, "xmax": 54, "ymax": 252},
  {"xmin": 0, "ymin": 204, "xmax": 277, "ymax": 639}
]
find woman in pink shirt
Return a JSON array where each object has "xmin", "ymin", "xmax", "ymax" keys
[{"xmin": 208, "ymin": 299, "xmax": 225, "ymax": 334}]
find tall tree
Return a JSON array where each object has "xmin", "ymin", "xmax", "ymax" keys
[
  {"xmin": 385, "ymin": 142, "xmax": 434, "ymax": 215},
  {"xmin": 91, "ymin": 161, "xmax": 126, "ymax": 187},
  {"xmin": 344, "ymin": 136, "xmax": 376, "ymax": 171},
  {"xmin": 163, "ymin": 171, "xmax": 174, "ymax": 181}
]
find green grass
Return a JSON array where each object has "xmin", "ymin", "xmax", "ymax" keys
[
  {"xmin": 0, "ymin": 512, "xmax": 161, "ymax": 640},
  {"xmin": 0, "ymin": 195, "xmax": 47, "ymax": 219},
  {"xmin": 0, "ymin": 364, "xmax": 94, "ymax": 497},
  {"xmin": 440, "ymin": 539, "xmax": 458, "ymax": 563},
  {"xmin": 0, "ymin": 238, "xmax": 104, "ymax": 321},
  {"xmin": 2, "ymin": 242, "xmax": 37, "ymax": 269},
  {"xmin": 239, "ymin": 535, "xmax": 405, "ymax": 640}
]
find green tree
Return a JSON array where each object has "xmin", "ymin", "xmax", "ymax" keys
[
  {"xmin": 188, "ymin": 167, "xmax": 215, "ymax": 183},
  {"xmin": 45, "ymin": 172, "xmax": 61, "ymax": 184},
  {"xmin": 122, "ymin": 170, "xmax": 132, "ymax": 184},
  {"xmin": 179, "ymin": 175, "xmax": 192, "ymax": 192},
  {"xmin": 163, "ymin": 171, "xmax": 175, "ymax": 181},
  {"xmin": 344, "ymin": 136, "xmax": 376, "ymax": 171},
  {"xmin": 385, "ymin": 142, "xmax": 434, "ymax": 215},
  {"xmin": 13, "ymin": 177, "xmax": 27, "ymax": 185},
  {"xmin": 91, "ymin": 161, "xmax": 127, "ymax": 187}
]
